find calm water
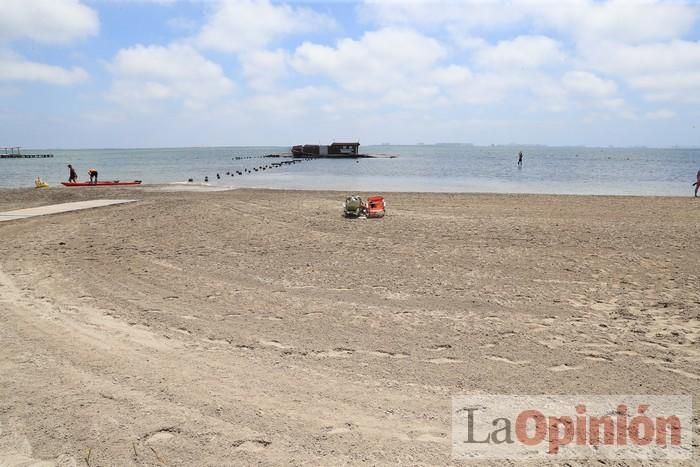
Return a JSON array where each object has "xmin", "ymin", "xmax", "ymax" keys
[{"xmin": 2, "ymin": 145, "xmax": 699, "ymax": 196}]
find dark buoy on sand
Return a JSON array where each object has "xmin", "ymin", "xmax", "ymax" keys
[{"xmin": 205, "ymin": 176, "xmax": 209, "ymax": 182}]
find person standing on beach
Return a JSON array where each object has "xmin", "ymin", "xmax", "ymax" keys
[
  {"xmin": 67, "ymin": 164, "xmax": 78, "ymax": 183},
  {"xmin": 88, "ymin": 168, "xmax": 98, "ymax": 184},
  {"xmin": 518, "ymin": 151, "xmax": 523, "ymax": 167},
  {"xmin": 694, "ymin": 169, "xmax": 700, "ymax": 197}
]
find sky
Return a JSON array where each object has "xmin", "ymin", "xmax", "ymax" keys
[{"xmin": 0, "ymin": 0, "xmax": 699, "ymax": 148}]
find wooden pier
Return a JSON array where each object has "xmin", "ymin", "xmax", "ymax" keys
[{"xmin": 1, "ymin": 146, "xmax": 53, "ymax": 159}]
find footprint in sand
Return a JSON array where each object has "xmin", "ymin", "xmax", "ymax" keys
[
  {"xmin": 259, "ymin": 339, "xmax": 290, "ymax": 349},
  {"xmin": 639, "ymin": 340, "xmax": 669, "ymax": 350},
  {"xmin": 364, "ymin": 350, "xmax": 409, "ymax": 359},
  {"xmin": 314, "ymin": 348, "xmax": 354, "ymax": 358},
  {"xmin": 583, "ymin": 354, "xmax": 613, "ymax": 362},
  {"xmin": 548, "ymin": 364, "xmax": 583, "ymax": 372},
  {"xmin": 323, "ymin": 422, "xmax": 356, "ymax": 435},
  {"xmin": 580, "ymin": 342, "xmax": 617, "ymax": 349},
  {"xmin": 591, "ymin": 302, "xmax": 617, "ymax": 313},
  {"xmin": 145, "ymin": 430, "xmax": 176, "ymax": 444},
  {"xmin": 663, "ymin": 368, "xmax": 700, "ymax": 380},
  {"xmin": 428, "ymin": 357, "xmax": 461, "ymax": 364},
  {"xmin": 567, "ymin": 299, "xmax": 586, "ymax": 308},
  {"xmin": 526, "ymin": 323, "xmax": 551, "ymax": 332},
  {"xmin": 232, "ymin": 439, "xmax": 271, "ymax": 452},
  {"xmin": 537, "ymin": 337, "xmax": 567, "ymax": 349},
  {"xmin": 484, "ymin": 356, "xmax": 530, "ymax": 365},
  {"xmin": 205, "ymin": 338, "xmax": 229, "ymax": 346},
  {"xmin": 614, "ymin": 350, "xmax": 640, "ymax": 357},
  {"xmin": 409, "ymin": 431, "xmax": 448, "ymax": 443},
  {"xmin": 642, "ymin": 354, "xmax": 699, "ymax": 378},
  {"xmin": 427, "ymin": 344, "xmax": 452, "ymax": 351}
]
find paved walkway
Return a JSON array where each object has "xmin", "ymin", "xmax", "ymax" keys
[{"xmin": 0, "ymin": 200, "xmax": 136, "ymax": 222}]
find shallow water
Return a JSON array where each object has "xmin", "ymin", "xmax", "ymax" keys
[{"xmin": 2, "ymin": 145, "xmax": 699, "ymax": 196}]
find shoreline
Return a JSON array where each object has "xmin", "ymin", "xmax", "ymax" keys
[{"xmin": 1, "ymin": 183, "xmax": 697, "ymax": 199}]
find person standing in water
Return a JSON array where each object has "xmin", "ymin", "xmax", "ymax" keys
[
  {"xmin": 518, "ymin": 151, "xmax": 523, "ymax": 167},
  {"xmin": 693, "ymin": 169, "xmax": 700, "ymax": 197},
  {"xmin": 67, "ymin": 164, "xmax": 78, "ymax": 183}
]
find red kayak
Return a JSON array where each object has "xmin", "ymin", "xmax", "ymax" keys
[{"xmin": 62, "ymin": 180, "xmax": 142, "ymax": 187}]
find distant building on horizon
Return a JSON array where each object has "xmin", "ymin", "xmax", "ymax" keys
[{"xmin": 292, "ymin": 142, "xmax": 362, "ymax": 158}]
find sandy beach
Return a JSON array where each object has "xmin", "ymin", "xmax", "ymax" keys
[{"xmin": 0, "ymin": 186, "xmax": 698, "ymax": 466}]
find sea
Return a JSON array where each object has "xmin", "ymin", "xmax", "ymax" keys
[{"xmin": 2, "ymin": 145, "xmax": 699, "ymax": 196}]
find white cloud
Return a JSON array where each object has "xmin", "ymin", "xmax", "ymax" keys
[
  {"xmin": 167, "ymin": 16, "xmax": 199, "ymax": 32},
  {"xmin": 197, "ymin": 0, "xmax": 335, "ymax": 53},
  {"xmin": 360, "ymin": 0, "xmax": 524, "ymax": 29},
  {"xmin": 562, "ymin": 71, "xmax": 617, "ymax": 97},
  {"xmin": 526, "ymin": 75, "xmax": 572, "ymax": 112},
  {"xmin": 474, "ymin": 36, "xmax": 565, "ymax": 70},
  {"xmin": 531, "ymin": 0, "xmax": 699, "ymax": 44},
  {"xmin": 246, "ymin": 85, "xmax": 335, "ymax": 117},
  {"xmin": 582, "ymin": 40, "xmax": 700, "ymax": 102},
  {"xmin": 0, "ymin": 0, "xmax": 98, "ymax": 44},
  {"xmin": 443, "ymin": 71, "xmax": 534, "ymax": 105},
  {"xmin": 628, "ymin": 72, "xmax": 700, "ymax": 102},
  {"xmin": 292, "ymin": 28, "xmax": 446, "ymax": 93},
  {"xmin": 380, "ymin": 85, "xmax": 442, "ymax": 109},
  {"xmin": 590, "ymin": 40, "xmax": 700, "ymax": 76},
  {"xmin": 362, "ymin": 0, "xmax": 699, "ymax": 44},
  {"xmin": 107, "ymin": 43, "xmax": 234, "ymax": 109},
  {"xmin": 447, "ymin": 29, "xmax": 488, "ymax": 50},
  {"xmin": 0, "ymin": 49, "xmax": 88, "ymax": 85},
  {"xmin": 430, "ymin": 65, "xmax": 473, "ymax": 86},
  {"xmin": 596, "ymin": 98, "xmax": 636, "ymax": 121},
  {"xmin": 241, "ymin": 49, "xmax": 289, "ymax": 90}
]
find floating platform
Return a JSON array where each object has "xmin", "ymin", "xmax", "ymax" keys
[
  {"xmin": 0, "ymin": 147, "xmax": 53, "ymax": 158},
  {"xmin": 0, "ymin": 153, "xmax": 53, "ymax": 158},
  {"xmin": 290, "ymin": 153, "xmax": 374, "ymax": 159}
]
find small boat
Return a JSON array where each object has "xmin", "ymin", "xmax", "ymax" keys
[{"xmin": 61, "ymin": 180, "xmax": 142, "ymax": 187}]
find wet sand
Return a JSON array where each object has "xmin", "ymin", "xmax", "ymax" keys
[{"xmin": 0, "ymin": 186, "xmax": 698, "ymax": 466}]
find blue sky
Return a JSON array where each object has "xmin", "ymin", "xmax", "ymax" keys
[{"xmin": 1, "ymin": 0, "xmax": 699, "ymax": 148}]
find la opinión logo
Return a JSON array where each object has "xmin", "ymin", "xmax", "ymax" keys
[{"xmin": 452, "ymin": 395, "xmax": 693, "ymax": 460}]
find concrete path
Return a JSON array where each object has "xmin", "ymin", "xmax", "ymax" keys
[{"xmin": 0, "ymin": 199, "xmax": 136, "ymax": 222}]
